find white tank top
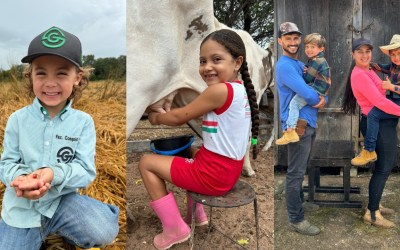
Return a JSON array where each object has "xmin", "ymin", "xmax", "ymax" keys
[{"xmin": 202, "ymin": 81, "xmax": 251, "ymax": 160}]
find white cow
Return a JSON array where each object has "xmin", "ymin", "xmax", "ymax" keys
[{"xmin": 126, "ymin": 0, "xmax": 274, "ymax": 176}]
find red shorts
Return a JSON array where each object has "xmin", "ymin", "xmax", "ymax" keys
[{"xmin": 170, "ymin": 146, "xmax": 244, "ymax": 196}]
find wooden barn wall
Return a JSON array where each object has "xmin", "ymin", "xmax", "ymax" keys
[{"xmin": 274, "ymin": 0, "xmax": 400, "ymax": 167}]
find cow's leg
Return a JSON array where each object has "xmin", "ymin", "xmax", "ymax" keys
[
  {"xmin": 242, "ymin": 141, "xmax": 256, "ymax": 177},
  {"xmin": 262, "ymin": 128, "xmax": 275, "ymax": 152}
]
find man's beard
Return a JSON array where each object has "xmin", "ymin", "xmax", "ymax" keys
[{"xmin": 283, "ymin": 45, "xmax": 299, "ymax": 55}]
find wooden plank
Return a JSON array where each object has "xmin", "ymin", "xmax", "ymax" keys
[
  {"xmin": 384, "ymin": 0, "xmax": 400, "ymax": 160},
  {"xmin": 126, "ymin": 139, "xmax": 203, "ymax": 153},
  {"xmin": 126, "ymin": 140, "xmax": 151, "ymax": 152},
  {"xmin": 363, "ymin": 0, "xmax": 386, "ymax": 63},
  {"xmin": 273, "ymin": 0, "xmax": 282, "ymax": 167},
  {"xmin": 316, "ymin": 0, "xmax": 355, "ymax": 142},
  {"xmin": 352, "ymin": 0, "xmax": 362, "ymax": 40},
  {"xmin": 311, "ymin": 140, "xmax": 354, "ymax": 159}
]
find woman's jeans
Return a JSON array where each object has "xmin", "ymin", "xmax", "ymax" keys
[
  {"xmin": 364, "ymin": 97, "xmax": 400, "ymax": 151},
  {"xmin": 360, "ymin": 116, "xmax": 399, "ymax": 212},
  {"xmin": 0, "ymin": 192, "xmax": 120, "ymax": 250}
]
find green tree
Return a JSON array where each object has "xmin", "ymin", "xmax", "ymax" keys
[
  {"xmin": 213, "ymin": 0, "xmax": 273, "ymax": 47},
  {"xmin": 92, "ymin": 56, "xmax": 126, "ymax": 81},
  {"xmin": 82, "ymin": 54, "xmax": 96, "ymax": 67}
]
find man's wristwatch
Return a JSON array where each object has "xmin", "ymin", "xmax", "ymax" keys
[{"xmin": 395, "ymin": 86, "xmax": 399, "ymax": 92}]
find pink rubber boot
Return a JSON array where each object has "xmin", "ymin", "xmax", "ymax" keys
[
  {"xmin": 150, "ymin": 192, "xmax": 191, "ymax": 250},
  {"xmin": 184, "ymin": 193, "xmax": 208, "ymax": 226}
]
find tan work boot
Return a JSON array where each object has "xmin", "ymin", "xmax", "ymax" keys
[
  {"xmin": 379, "ymin": 203, "xmax": 395, "ymax": 215},
  {"xmin": 351, "ymin": 148, "xmax": 377, "ymax": 166},
  {"xmin": 276, "ymin": 130, "xmax": 299, "ymax": 145},
  {"xmin": 363, "ymin": 209, "xmax": 395, "ymax": 228}
]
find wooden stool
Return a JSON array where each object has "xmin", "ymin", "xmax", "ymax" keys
[
  {"xmin": 188, "ymin": 180, "xmax": 259, "ymax": 249},
  {"xmin": 303, "ymin": 159, "xmax": 362, "ymax": 208}
]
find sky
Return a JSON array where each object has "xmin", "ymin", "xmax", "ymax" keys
[{"xmin": 0, "ymin": 0, "xmax": 126, "ymax": 70}]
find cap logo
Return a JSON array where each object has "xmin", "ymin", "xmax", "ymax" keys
[{"xmin": 41, "ymin": 27, "xmax": 66, "ymax": 48}]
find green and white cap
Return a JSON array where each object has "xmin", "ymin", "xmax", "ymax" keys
[{"xmin": 21, "ymin": 26, "xmax": 82, "ymax": 68}]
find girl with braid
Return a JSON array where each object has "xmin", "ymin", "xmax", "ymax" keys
[{"xmin": 139, "ymin": 29, "xmax": 259, "ymax": 250}]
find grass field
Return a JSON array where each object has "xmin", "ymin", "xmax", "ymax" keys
[{"xmin": 0, "ymin": 79, "xmax": 126, "ymax": 249}]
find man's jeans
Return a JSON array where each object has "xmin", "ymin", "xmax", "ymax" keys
[
  {"xmin": 0, "ymin": 192, "xmax": 119, "ymax": 250},
  {"xmin": 285, "ymin": 126, "xmax": 316, "ymax": 223}
]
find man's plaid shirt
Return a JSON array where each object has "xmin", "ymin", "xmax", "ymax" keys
[{"xmin": 303, "ymin": 52, "xmax": 331, "ymax": 96}]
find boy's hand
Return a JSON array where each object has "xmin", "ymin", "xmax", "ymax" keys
[
  {"xmin": 11, "ymin": 174, "xmax": 45, "ymax": 194},
  {"xmin": 370, "ymin": 62, "xmax": 381, "ymax": 71},
  {"xmin": 303, "ymin": 66, "xmax": 308, "ymax": 74},
  {"xmin": 33, "ymin": 167, "xmax": 54, "ymax": 185},
  {"xmin": 20, "ymin": 182, "xmax": 51, "ymax": 200},
  {"xmin": 381, "ymin": 76, "xmax": 393, "ymax": 90},
  {"xmin": 313, "ymin": 96, "xmax": 326, "ymax": 109},
  {"xmin": 10, "ymin": 168, "xmax": 54, "ymax": 199}
]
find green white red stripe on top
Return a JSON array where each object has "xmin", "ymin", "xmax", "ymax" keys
[
  {"xmin": 202, "ymin": 81, "xmax": 251, "ymax": 160},
  {"xmin": 202, "ymin": 121, "xmax": 218, "ymax": 133}
]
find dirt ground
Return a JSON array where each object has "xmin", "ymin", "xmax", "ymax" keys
[
  {"xmin": 274, "ymin": 169, "xmax": 400, "ymax": 250},
  {"xmin": 125, "ymin": 121, "xmax": 274, "ymax": 250}
]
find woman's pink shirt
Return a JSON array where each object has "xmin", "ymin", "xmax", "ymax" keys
[{"xmin": 351, "ymin": 66, "xmax": 400, "ymax": 116}]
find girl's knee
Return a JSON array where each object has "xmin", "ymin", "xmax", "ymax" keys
[{"xmin": 138, "ymin": 154, "xmax": 153, "ymax": 172}]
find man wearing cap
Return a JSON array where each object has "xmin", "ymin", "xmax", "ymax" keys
[{"xmin": 276, "ymin": 21, "xmax": 324, "ymax": 235}]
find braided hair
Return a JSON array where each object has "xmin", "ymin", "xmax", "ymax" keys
[{"xmin": 201, "ymin": 29, "xmax": 260, "ymax": 159}]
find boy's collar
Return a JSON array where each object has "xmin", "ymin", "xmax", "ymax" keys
[
  {"xmin": 308, "ymin": 51, "xmax": 325, "ymax": 61},
  {"xmin": 34, "ymin": 97, "xmax": 72, "ymax": 120}
]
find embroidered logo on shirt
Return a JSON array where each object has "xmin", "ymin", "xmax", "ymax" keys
[
  {"xmin": 202, "ymin": 120, "xmax": 218, "ymax": 133},
  {"xmin": 56, "ymin": 134, "xmax": 79, "ymax": 142},
  {"xmin": 185, "ymin": 158, "xmax": 194, "ymax": 164},
  {"xmin": 57, "ymin": 147, "xmax": 74, "ymax": 163}
]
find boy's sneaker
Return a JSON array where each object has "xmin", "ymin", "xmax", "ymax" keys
[
  {"xmin": 351, "ymin": 148, "xmax": 377, "ymax": 166},
  {"xmin": 289, "ymin": 220, "xmax": 320, "ymax": 235},
  {"xmin": 276, "ymin": 130, "xmax": 299, "ymax": 145}
]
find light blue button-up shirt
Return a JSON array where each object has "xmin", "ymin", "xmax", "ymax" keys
[{"xmin": 0, "ymin": 97, "xmax": 96, "ymax": 228}]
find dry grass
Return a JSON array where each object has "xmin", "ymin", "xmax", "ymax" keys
[{"xmin": 0, "ymin": 80, "xmax": 126, "ymax": 249}]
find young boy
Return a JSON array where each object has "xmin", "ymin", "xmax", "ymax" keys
[
  {"xmin": 0, "ymin": 26, "xmax": 119, "ymax": 249},
  {"xmin": 351, "ymin": 34, "xmax": 400, "ymax": 165},
  {"xmin": 276, "ymin": 33, "xmax": 331, "ymax": 145}
]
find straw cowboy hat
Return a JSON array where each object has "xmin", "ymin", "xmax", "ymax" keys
[{"xmin": 380, "ymin": 34, "xmax": 400, "ymax": 56}]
